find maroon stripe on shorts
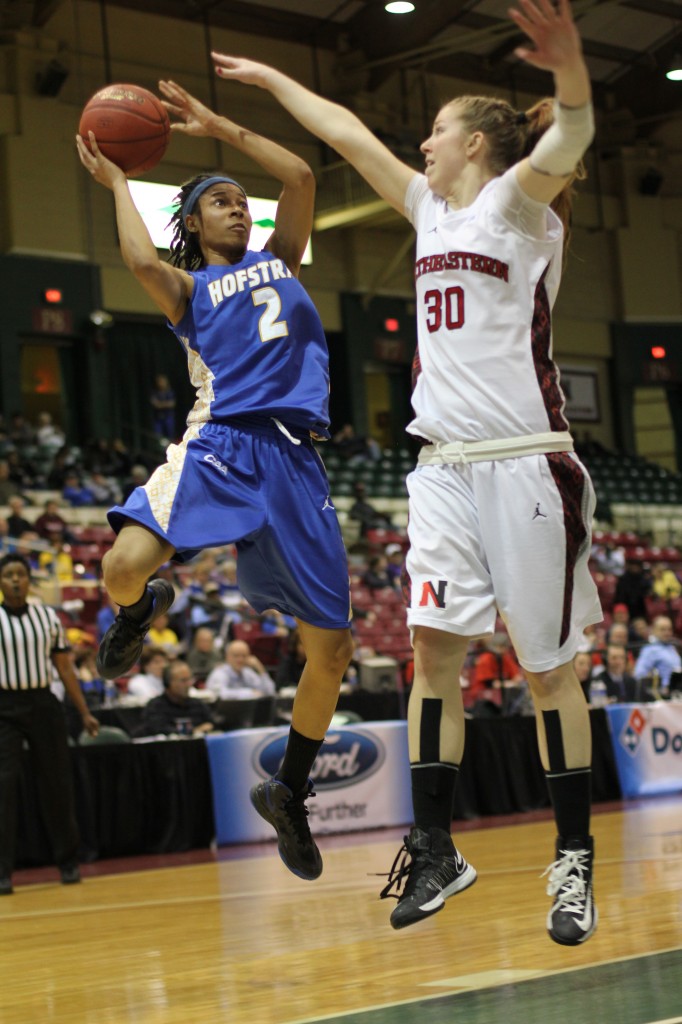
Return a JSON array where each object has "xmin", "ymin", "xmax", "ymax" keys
[
  {"xmin": 411, "ymin": 345, "xmax": 422, "ymax": 391},
  {"xmin": 546, "ymin": 452, "xmax": 587, "ymax": 648},
  {"xmin": 531, "ymin": 265, "xmax": 569, "ymax": 432}
]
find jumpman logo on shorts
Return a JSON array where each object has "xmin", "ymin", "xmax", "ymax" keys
[
  {"xmin": 532, "ymin": 502, "xmax": 548, "ymax": 520},
  {"xmin": 322, "ymin": 495, "xmax": 335, "ymax": 511}
]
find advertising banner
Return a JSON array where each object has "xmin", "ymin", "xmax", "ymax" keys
[
  {"xmin": 605, "ymin": 702, "xmax": 682, "ymax": 798},
  {"xmin": 206, "ymin": 721, "xmax": 413, "ymax": 845}
]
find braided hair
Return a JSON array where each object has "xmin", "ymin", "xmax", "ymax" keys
[{"xmin": 166, "ymin": 172, "xmax": 214, "ymax": 270}]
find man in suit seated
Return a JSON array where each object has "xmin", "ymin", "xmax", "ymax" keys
[
  {"xmin": 139, "ymin": 659, "xmax": 217, "ymax": 737},
  {"xmin": 591, "ymin": 644, "xmax": 652, "ymax": 703},
  {"xmin": 205, "ymin": 640, "xmax": 275, "ymax": 698}
]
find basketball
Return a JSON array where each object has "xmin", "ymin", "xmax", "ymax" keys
[{"xmin": 79, "ymin": 83, "xmax": 170, "ymax": 177}]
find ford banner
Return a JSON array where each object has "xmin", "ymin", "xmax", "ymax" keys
[{"xmin": 206, "ymin": 722, "xmax": 413, "ymax": 844}]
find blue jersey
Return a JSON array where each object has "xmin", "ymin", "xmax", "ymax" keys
[{"xmin": 171, "ymin": 250, "xmax": 330, "ymax": 436}]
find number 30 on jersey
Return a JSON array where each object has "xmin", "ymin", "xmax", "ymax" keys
[{"xmin": 424, "ymin": 286, "xmax": 465, "ymax": 333}]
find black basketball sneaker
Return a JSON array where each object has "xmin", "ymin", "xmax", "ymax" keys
[
  {"xmin": 96, "ymin": 578, "xmax": 175, "ymax": 679},
  {"xmin": 544, "ymin": 835, "xmax": 597, "ymax": 945}
]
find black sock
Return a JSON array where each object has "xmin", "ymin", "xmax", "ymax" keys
[
  {"xmin": 120, "ymin": 587, "xmax": 154, "ymax": 623},
  {"xmin": 545, "ymin": 767, "xmax": 592, "ymax": 838},
  {"xmin": 411, "ymin": 762, "xmax": 459, "ymax": 833},
  {"xmin": 276, "ymin": 726, "xmax": 324, "ymax": 794}
]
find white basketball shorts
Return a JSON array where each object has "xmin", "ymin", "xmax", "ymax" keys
[{"xmin": 404, "ymin": 451, "xmax": 603, "ymax": 673}]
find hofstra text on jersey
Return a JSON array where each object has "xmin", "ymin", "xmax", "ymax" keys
[{"xmin": 207, "ymin": 258, "xmax": 292, "ymax": 307}]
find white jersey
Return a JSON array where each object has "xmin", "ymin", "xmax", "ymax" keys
[{"xmin": 405, "ymin": 169, "xmax": 567, "ymax": 444}]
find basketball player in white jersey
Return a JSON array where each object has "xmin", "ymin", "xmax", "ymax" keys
[{"xmin": 213, "ymin": 0, "xmax": 600, "ymax": 945}]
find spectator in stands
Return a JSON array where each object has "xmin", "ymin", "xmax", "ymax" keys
[
  {"xmin": 96, "ymin": 593, "xmax": 118, "ymax": 642},
  {"xmin": 62, "ymin": 472, "xmax": 95, "ymax": 508},
  {"xmin": 34, "ymin": 499, "xmax": 73, "ymax": 545},
  {"xmin": 614, "ymin": 558, "xmax": 651, "ymax": 620},
  {"xmin": 120, "ymin": 464, "xmax": 149, "ymax": 504},
  {"xmin": 186, "ymin": 626, "xmax": 221, "ymax": 683},
  {"xmin": 633, "ymin": 615, "xmax": 682, "ymax": 694},
  {"xmin": 275, "ymin": 628, "xmax": 308, "ymax": 689},
  {"xmin": 572, "ymin": 650, "xmax": 594, "ymax": 703},
  {"xmin": 7, "ymin": 412, "xmax": 35, "ymax": 451},
  {"xmin": 362, "ymin": 554, "xmax": 395, "ymax": 592},
  {"xmin": 651, "ymin": 563, "xmax": 681, "ymax": 602},
  {"xmin": 331, "ymin": 423, "xmax": 374, "ymax": 464},
  {"xmin": 13, "ymin": 531, "xmax": 44, "ymax": 575},
  {"xmin": 35, "ymin": 412, "xmax": 65, "ymax": 453},
  {"xmin": 589, "ymin": 540, "xmax": 625, "ymax": 576},
  {"xmin": 630, "ymin": 616, "xmax": 651, "ymax": 649},
  {"xmin": 470, "ymin": 633, "xmax": 525, "ymax": 714},
  {"xmin": 5, "ymin": 448, "xmax": 35, "ymax": 489},
  {"xmin": 126, "ymin": 647, "xmax": 169, "ymax": 704},
  {"xmin": 147, "ymin": 611, "xmax": 182, "ymax": 657},
  {"xmin": 0, "ymin": 517, "xmax": 11, "ymax": 554},
  {"xmin": 610, "ymin": 602, "xmax": 636, "ymax": 638},
  {"xmin": 139, "ymin": 659, "xmax": 217, "ymax": 737},
  {"xmin": 189, "ymin": 581, "xmax": 229, "ymax": 635},
  {"xmin": 591, "ymin": 644, "xmax": 646, "ymax": 703},
  {"xmin": 85, "ymin": 469, "xmax": 121, "ymax": 507},
  {"xmin": 206, "ymin": 639, "xmax": 275, "ymax": 697},
  {"xmin": 38, "ymin": 531, "xmax": 74, "ymax": 583},
  {"xmin": 385, "ymin": 543, "xmax": 404, "ymax": 586},
  {"xmin": 150, "ymin": 373, "xmax": 177, "ymax": 439},
  {"xmin": 6, "ymin": 497, "xmax": 33, "ymax": 540},
  {"xmin": 349, "ymin": 482, "xmax": 394, "ymax": 537},
  {"xmin": 0, "ymin": 460, "xmax": 21, "ymax": 504},
  {"xmin": 46, "ymin": 446, "xmax": 76, "ymax": 491},
  {"xmin": 260, "ymin": 608, "xmax": 296, "ymax": 636}
]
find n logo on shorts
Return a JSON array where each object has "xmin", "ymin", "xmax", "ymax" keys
[{"xmin": 419, "ymin": 580, "xmax": 447, "ymax": 608}]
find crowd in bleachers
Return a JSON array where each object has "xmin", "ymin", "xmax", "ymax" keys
[{"xmin": 1, "ymin": 410, "xmax": 682, "ymax": 730}]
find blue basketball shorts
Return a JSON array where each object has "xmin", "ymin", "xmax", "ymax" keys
[{"xmin": 108, "ymin": 420, "xmax": 351, "ymax": 630}]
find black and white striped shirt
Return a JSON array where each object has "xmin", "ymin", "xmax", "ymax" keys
[{"xmin": 0, "ymin": 601, "xmax": 68, "ymax": 691}]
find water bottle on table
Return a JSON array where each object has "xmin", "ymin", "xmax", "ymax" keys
[{"xmin": 588, "ymin": 677, "xmax": 608, "ymax": 708}]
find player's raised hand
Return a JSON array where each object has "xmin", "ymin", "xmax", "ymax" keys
[
  {"xmin": 158, "ymin": 80, "xmax": 218, "ymax": 137},
  {"xmin": 211, "ymin": 52, "xmax": 272, "ymax": 87},
  {"xmin": 509, "ymin": 0, "xmax": 583, "ymax": 73},
  {"xmin": 76, "ymin": 130, "xmax": 127, "ymax": 189}
]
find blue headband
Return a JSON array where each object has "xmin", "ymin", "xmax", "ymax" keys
[{"xmin": 181, "ymin": 176, "xmax": 247, "ymax": 222}]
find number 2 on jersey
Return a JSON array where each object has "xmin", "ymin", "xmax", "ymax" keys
[
  {"xmin": 424, "ymin": 286, "xmax": 465, "ymax": 333},
  {"xmin": 252, "ymin": 286, "xmax": 289, "ymax": 342}
]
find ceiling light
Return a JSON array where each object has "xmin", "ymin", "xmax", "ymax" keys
[
  {"xmin": 666, "ymin": 54, "xmax": 682, "ymax": 81},
  {"xmin": 385, "ymin": 2, "xmax": 415, "ymax": 13}
]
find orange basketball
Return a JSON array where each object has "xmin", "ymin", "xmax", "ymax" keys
[{"xmin": 79, "ymin": 83, "xmax": 170, "ymax": 177}]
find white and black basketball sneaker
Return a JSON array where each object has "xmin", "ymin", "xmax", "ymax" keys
[
  {"xmin": 380, "ymin": 826, "xmax": 477, "ymax": 930},
  {"xmin": 544, "ymin": 835, "xmax": 597, "ymax": 946}
]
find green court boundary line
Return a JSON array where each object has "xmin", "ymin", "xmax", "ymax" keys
[{"xmin": 285, "ymin": 945, "xmax": 682, "ymax": 1024}]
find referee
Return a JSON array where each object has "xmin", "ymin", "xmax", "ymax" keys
[{"xmin": 0, "ymin": 553, "xmax": 99, "ymax": 895}]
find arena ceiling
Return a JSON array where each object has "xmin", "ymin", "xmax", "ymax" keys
[{"xmin": 8, "ymin": 0, "xmax": 682, "ymax": 141}]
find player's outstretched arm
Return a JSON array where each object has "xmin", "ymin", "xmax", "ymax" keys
[
  {"xmin": 75, "ymin": 131, "xmax": 190, "ymax": 323},
  {"xmin": 211, "ymin": 53, "xmax": 415, "ymax": 217},
  {"xmin": 510, "ymin": 0, "xmax": 594, "ymax": 203},
  {"xmin": 159, "ymin": 78, "xmax": 314, "ymax": 273}
]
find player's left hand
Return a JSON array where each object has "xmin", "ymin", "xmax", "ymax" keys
[
  {"xmin": 509, "ymin": 0, "xmax": 583, "ymax": 73},
  {"xmin": 158, "ymin": 79, "xmax": 220, "ymax": 137}
]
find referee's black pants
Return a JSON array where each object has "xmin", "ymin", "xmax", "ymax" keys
[{"xmin": 0, "ymin": 688, "xmax": 79, "ymax": 878}]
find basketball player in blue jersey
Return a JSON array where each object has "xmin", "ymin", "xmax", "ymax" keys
[
  {"xmin": 211, "ymin": 0, "xmax": 602, "ymax": 944},
  {"xmin": 76, "ymin": 79, "xmax": 354, "ymax": 882}
]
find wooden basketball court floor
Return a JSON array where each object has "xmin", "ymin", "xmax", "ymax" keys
[{"xmin": 0, "ymin": 797, "xmax": 680, "ymax": 1024}]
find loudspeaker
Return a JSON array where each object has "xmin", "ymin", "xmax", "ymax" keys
[{"xmin": 36, "ymin": 59, "xmax": 69, "ymax": 97}]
